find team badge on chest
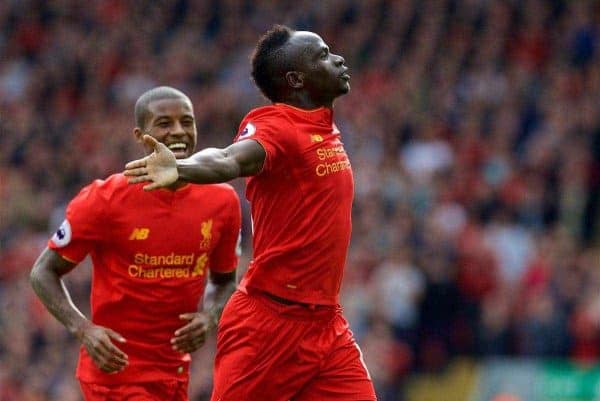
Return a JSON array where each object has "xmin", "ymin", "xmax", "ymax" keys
[{"xmin": 200, "ymin": 219, "xmax": 213, "ymax": 249}]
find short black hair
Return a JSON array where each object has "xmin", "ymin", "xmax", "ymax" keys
[
  {"xmin": 251, "ymin": 25, "xmax": 296, "ymax": 102},
  {"xmin": 134, "ymin": 86, "xmax": 190, "ymax": 129}
]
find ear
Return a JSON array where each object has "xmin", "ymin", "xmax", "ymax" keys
[
  {"xmin": 285, "ymin": 71, "xmax": 304, "ymax": 89},
  {"xmin": 133, "ymin": 127, "xmax": 144, "ymax": 143}
]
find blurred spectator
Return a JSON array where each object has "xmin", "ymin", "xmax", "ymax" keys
[{"xmin": 368, "ymin": 245, "xmax": 425, "ymax": 347}]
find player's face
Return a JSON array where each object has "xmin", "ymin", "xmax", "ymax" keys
[
  {"xmin": 289, "ymin": 31, "xmax": 350, "ymax": 101},
  {"xmin": 142, "ymin": 97, "xmax": 197, "ymax": 159}
]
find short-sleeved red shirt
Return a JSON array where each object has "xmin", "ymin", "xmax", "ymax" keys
[
  {"xmin": 235, "ymin": 103, "xmax": 354, "ymax": 305},
  {"xmin": 48, "ymin": 174, "xmax": 241, "ymax": 384}
]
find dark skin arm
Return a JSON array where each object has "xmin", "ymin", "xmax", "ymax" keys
[
  {"xmin": 30, "ymin": 248, "xmax": 128, "ymax": 373},
  {"xmin": 170, "ymin": 270, "xmax": 237, "ymax": 353},
  {"xmin": 124, "ymin": 135, "xmax": 266, "ymax": 189}
]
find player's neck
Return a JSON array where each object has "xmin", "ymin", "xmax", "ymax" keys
[{"xmin": 281, "ymin": 93, "xmax": 333, "ymax": 110}]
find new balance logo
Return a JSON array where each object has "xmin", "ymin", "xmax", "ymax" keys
[
  {"xmin": 310, "ymin": 134, "xmax": 324, "ymax": 142},
  {"xmin": 129, "ymin": 228, "xmax": 150, "ymax": 240}
]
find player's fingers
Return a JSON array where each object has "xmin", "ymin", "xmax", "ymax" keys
[
  {"xmin": 106, "ymin": 328, "xmax": 127, "ymax": 344},
  {"xmin": 125, "ymin": 158, "xmax": 147, "ymax": 170},
  {"xmin": 173, "ymin": 315, "xmax": 198, "ymax": 336},
  {"xmin": 173, "ymin": 335, "xmax": 206, "ymax": 353},
  {"xmin": 91, "ymin": 342, "xmax": 125, "ymax": 368},
  {"xmin": 179, "ymin": 313, "xmax": 196, "ymax": 321},
  {"xmin": 127, "ymin": 175, "xmax": 152, "ymax": 184},
  {"xmin": 171, "ymin": 332, "xmax": 193, "ymax": 347},
  {"xmin": 143, "ymin": 182, "xmax": 163, "ymax": 191},
  {"xmin": 104, "ymin": 342, "xmax": 128, "ymax": 362},
  {"xmin": 107, "ymin": 356, "xmax": 128, "ymax": 370},
  {"xmin": 91, "ymin": 334, "xmax": 127, "ymax": 362},
  {"xmin": 102, "ymin": 352, "xmax": 127, "ymax": 368},
  {"xmin": 94, "ymin": 357, "xmax": 112, "ymax": 372},
  {"xmin": 174, "ymin": 320, "xmax": 208, "ymax": 338},
  {"xmin": 171, "ymin": 329, "xmax": 205, "ymax": 347},
  {"xmin": 174, "ymin": 321, "xmax": 201, "ymax": 337},
  {"xmin": 93, "ymin": 354, "xmax": 127, "ymax": 374},
  {"xmin": 106, "ymin": 354, "xmax": 128, "ymax": 367},
  {"xmin": 123, "ymin": 167, "xmax": 147, "ymax": 177},
  {"xmin": 142, "ymin": 134, "xmax": 160, "ymax": 150},
  {"xmin": 98, "ymin": 359, "xmax": 126, "ymax": 373},
  {"xmin": 90, "ymin": 349, "xmax": 125, "ymax": 373},
  {"xmin": 177, "ymin": 343, "xmax": 204, "ymax": 353}
]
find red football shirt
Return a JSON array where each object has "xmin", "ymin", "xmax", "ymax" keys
[
  {"xmin": 235, "ymin": 103, "xmax": 354, "ymax": 305},
  {"xmin": 48, "ymin": 174, "xmax": 241, "ymax": 384}
]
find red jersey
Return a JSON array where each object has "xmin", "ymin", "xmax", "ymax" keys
[
  {"xmin": 48, "ymin": 174, "xmax": 241, "ymax": 384},
  {"xmin": 235, "ymin": 103, "xmax": 354, "ymax": 305}
]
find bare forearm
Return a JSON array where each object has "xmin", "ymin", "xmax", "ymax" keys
[
  {"xmin": 177, "ymin": 148, "xmax": 241, "ymax": 184},
  {"xmin": 30, "ymin": 264, "xmax": 89, "ymax": 337},
  {"xmin": 203, "ymin": 278, "xmax": 237, "ymax": 323},
  {"xmin": 177, "ymin": 140, "xmax": 266, "ymax": 183}
]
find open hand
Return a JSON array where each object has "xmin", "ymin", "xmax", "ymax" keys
[
  {"xmin": 124, "ymin": 135, "xmax": 178, "ymax": 190},
  {"xmin": 77, "ymin": 322, "xmax": 128, "ymax": 374},
  {"xmin": 170, "ymin": 312, "xmax": 217, "ymax": 354}
]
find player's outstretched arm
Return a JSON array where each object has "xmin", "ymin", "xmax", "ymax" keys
[
  {"xmin": 124, "ymin": 135, "xmax": 266, "ymax": 190},
  {"xmin": 30, "ymin": 248, "xmax": 129, "ymax": 373}
]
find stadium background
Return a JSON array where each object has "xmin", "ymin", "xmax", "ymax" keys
[{"xmin": 1, "ymin": 0, "xmax": 599, "ymax": 400}]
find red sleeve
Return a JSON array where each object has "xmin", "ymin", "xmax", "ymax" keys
[
  {"xmin": 48, "ymin": 180, "xmax": 109, "ymax": 263},
  {"xmin": 209, "ymin": 188, "xmax": 242, "ymax": 273},
  {"xmin": 234, "ymin": 108, "xmax": 296, "ymax": 175}
]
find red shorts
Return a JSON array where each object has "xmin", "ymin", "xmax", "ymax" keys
[
  {"xmin": 79, "ymin": 379, "xmax": 188, "ymax": 401},
  {"xmin": 211, "ymin": 289, "xmax": 376, "ymax": 401}
]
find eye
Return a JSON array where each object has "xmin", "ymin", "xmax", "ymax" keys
[
  {"xmin": 158, "ymin": 121, "xmax": 170, "ymax": 128},
  {"xmin": 182, "ymin": 119, "xmax": 194, "ymax": 127}
]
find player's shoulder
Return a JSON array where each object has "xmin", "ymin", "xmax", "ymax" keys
[
  {"xmin": 85, "ymin": 173, "xmax": 129, "ymax": 191},
  {"xmin": 243, "ymin": 104, "xmax": 293, "ymax": 124},
  {"xmin": 78, "ymin": 173, "xmax": 134, "ymax": 201},
  {"xmin": 238, "ymin": 105, "xmax": 296, "ymax": 142}
]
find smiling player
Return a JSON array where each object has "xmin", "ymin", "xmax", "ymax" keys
[{"xmin": 30, "ymin": 86, "xmax": 242, "ymax": 401}]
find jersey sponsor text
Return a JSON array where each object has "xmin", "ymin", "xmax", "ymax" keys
[
  {"xmin": 128, "ymin": 252, "xmax": 209, "ymax": 279},
  {"xmin": 315, "ymin": 145, "xmax": 351, "ymax": 177},
  {"xmin": 134, "ymin": 252, "xmax": 195, "ymax": 266}
]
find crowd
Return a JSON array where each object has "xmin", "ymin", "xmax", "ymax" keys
[{"xmin": 1, "ymin": 0, "xmax": 599, "ymax": 400}]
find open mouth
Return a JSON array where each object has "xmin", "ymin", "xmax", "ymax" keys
[
  {"xmin": 340, "ymin": 73, "xmax": 351, "ymax": 80},
  {"xmin": 167, "ymin": 142, "xmax": 188, "ymax": 154}
]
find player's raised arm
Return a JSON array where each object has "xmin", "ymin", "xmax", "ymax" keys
[{"xmin": 124, "ymin": 135, "xmax": 266, "ymax": 190}]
